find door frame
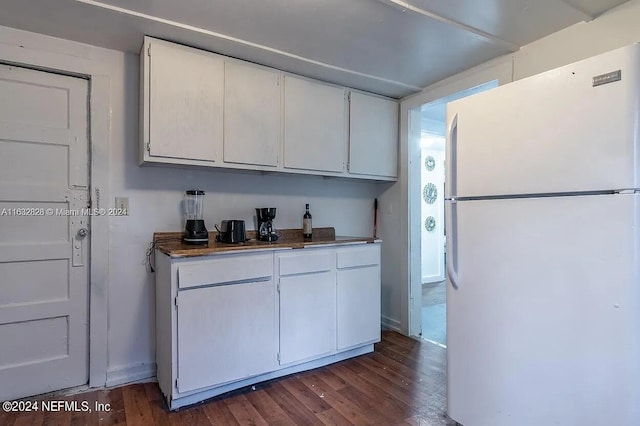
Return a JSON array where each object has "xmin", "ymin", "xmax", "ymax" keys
[
  {"xmin": 0, "ymin": 39, "xmax": 111, "ymax": 387},
  {"xmin": 400, "ymin": 56, "xmax": 514, "ymax": 337}
]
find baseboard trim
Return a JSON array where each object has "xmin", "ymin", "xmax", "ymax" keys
[
  {"xmin": 381, "ymin": 315, "xmax": 402, "ymax": 333},
  {"xmin": 106, "ymin": 363, "xmax": 157, "ymax": 388}
]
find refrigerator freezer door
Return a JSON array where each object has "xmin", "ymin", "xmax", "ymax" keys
[
  {"xmin": 446, "ymin": 194, "xmax": 640, "ymax": 426},
  {"xmin": 445, "ymin": 44, "xmax": 640, "ymax": 199}
]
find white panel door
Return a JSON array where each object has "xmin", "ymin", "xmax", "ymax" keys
[
  {"xmin": 224, "ymin": 61, "xmax": 281, "ymax": 167},
  {"xmin": 446, "ymin": 194, "xmax": 640, "ymax": 426},
  {"xmin": 348, "ymin": 92, "xmax": 398, "ymax": 178},
  {"xmin": 148, "ymin": 39, "xmax": 223, "ymax": 162},
  {"xmin": 0, "ymin": 64, "xmax": 89, "ymax": 400},
  {"xmin": 279, "ymin": 271, "xmax": 336, "ymax": 364},
  {"xmin": 176, "ymin": 280, "xmax": 277, "ymax": 394},
  {"xmin": 283, "ymin": 76, "xmax": 345, "ymax": 173},
  {"xmin": 446, "ymin": 44, "xmax": 640, "ymax": 198}
]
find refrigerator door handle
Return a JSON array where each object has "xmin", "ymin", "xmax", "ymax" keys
[
  {"xmin": 446, "ymin": 199, "xmax": 459, "ymax": 289},
  {"xmin": 446, "ymin": 113, "xmax": 458, "ymax": 198},
  {"xmin": 447, "ymin": 256, "xmax": 459, "ymax": 289}
]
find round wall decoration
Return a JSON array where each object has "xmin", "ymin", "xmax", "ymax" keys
[
  {"xmin": 423, "ymin": 183, "xmax": 438, "ymax": 204},
  {"xmin": 425, "ymin": 155, "xmax": 436, "ymax": 171},
  {"xmin": 425, "ymin": 216, "xmax": 436, "ymax": 232}
]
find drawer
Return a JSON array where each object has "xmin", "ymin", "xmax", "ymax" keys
[
  {"xmin": 336, "ymin": 244, "xmax": 380, "ymax": 269},
  {"xmin": 278, "ymin": 250, "xmax": 333, "ymax": 276},
  {"xmin": 178, "ymin": 253, "xmax": 273, "ymax": 289}
]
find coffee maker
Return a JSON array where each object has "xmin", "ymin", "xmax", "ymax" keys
[
  {"xmin": 256, "ymin": 208, "xmax": 278, "ymax": 242},
  {"xmin": 183, "ymin": 190, "xmax": 209, "ymax": 245}
]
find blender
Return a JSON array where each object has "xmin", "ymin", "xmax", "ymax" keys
[{"xmin": 183, "ymin": 190, "xmax": 209, "ymax": 245}]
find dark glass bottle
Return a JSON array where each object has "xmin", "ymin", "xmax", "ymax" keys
[{"xmin": 303, "ymin": 204, "xmax": 312, "ymax": 239}]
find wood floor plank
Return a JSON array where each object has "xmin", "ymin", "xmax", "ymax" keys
[
  {"xmin": 263, "ymin": 381, "xmax": 324, "ymax": 426},
  {"xmin": 93, "ymin": 387, "xmax": 126, "ymax": 426},
  {"xmin": 279, "ymin": 375, "xmax": 331, "ymax": 414},
  {"xmin": 331, "ymin": 362, "xmax": 415, "ymax": 418},
  {"xmin": 313, "ymin": 366, "xmax": 348, "ymax": 391},
  {"xmin": 244, "ymin": 388, "xmax": 297, "ymax": 426},
  {"xmin": 344, "ymin": 361, "xmax": 448, "ymax": 423},
  {"xmin": 122, "ymin": 384, "xmax": 155, "ymax": 426},
  {"xmin": 336, "ymin": 381, "xmax": 408, "ymax": 425},
  {"xmin": 315, "ymin": 407, "xmax": 355, "ymax": 426},
  {"xmin": 70, "ymin": 392, "xmax": 99, "ymax": 426},
  {"xmin": 352, "ymin": 355, "xmax": 449, "ymax": 419},
  {"xmin": 168, "ymin": 406, "xmax": 212, "ymax": 426},
  {"xmin": 202, "ymin": 400, "xmax": 240, "ymax": 426},
  {"xmin": 42, "ymin": 397, "xmax": 73, "ymax": 426},
  {"xmin": 298, "ymin": 370, "xmax": 376, "ymax": 426},
  {"xmin": 370, "ymin": 351, "xmax": 446, "ymax": 397},
  {"xmin": 224, "ymin": 394, "xmax": 269, "ymax": 426},
  {"xmin": 144, "ymin": 383, "xmax": 172, "ymax": 426},
  {"xmin": 0, "ymin": 332, "xmax": 453, "ymax": 426},
  {"xmin": 11, "ymin": 409, "xmax": 44, "ymax": 426}
]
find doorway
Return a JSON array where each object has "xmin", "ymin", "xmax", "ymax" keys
[
  {"xmin": 415, "ymin": 81, "xmax": 498, "ymax": 346},
  {"xmin": 0, "ymin": 63, "xmax": 90, "ymax": 400}
]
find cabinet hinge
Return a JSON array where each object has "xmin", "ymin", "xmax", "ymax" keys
[
  {"xmin": 347, "ymin": 92, "xmax": 351, "ymax": 102},
  {"xmin": 174, "ymin": 296, "xmax": 178, "ymax": 307},
  {"xmin": 277, "ymin": 353, "xmax": 280, "ymax": 362},
  {"xmin": 147, "ymin": 44, "xmax": 152, "ymax": 57},
  {"xmin": 347, "ymin": 162, "xmax": 350, "ymax": 172},
  {"xmin": 277, "ymin": 281, "xmax": 280, "ymax": 293},
  {"xmin": 175, "ymin": 378, "xmax": 179, "ymax": 388},
  {"xmin": 146, "ymin": 142, "xmax": 151, "ymax": 153}
]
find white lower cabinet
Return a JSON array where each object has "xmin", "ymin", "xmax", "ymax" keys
[
  {"xmin": 336, "ymin": 245, "xmax": 381, "ymax": 350},
  {"xmin": 176, "ymin": 280, "xmax": 277, "ymax": 393},
  {"xmin": 278, "ymin": 249, "xmax": 336, "ymax": 364},
  {"xmin": 155, "ymin": 242, "xmax": 381, "ymax": 410}
]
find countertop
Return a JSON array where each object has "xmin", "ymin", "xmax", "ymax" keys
[{"xmin": 154, "ymin": 227, "xmax": 379, "ymax": 258}]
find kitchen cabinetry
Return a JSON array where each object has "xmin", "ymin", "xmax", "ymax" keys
[
  {"xmin": 277, "ymin": 249, "xmax": 336, "ymax": 364},
  {"xmin": 155, "ymin": 251, "xmax": 277, "ymax": 404},
  {"xmin": 140, "ymin": 37, "xmax": 224, "ymax": 164},
  {"xmin": 336, "ymin": 244, "xmax": 381, "ymax": 349},
  {"xmin": 176, "ymin": 279, "xmax": 276, "ymax": 393},
  {"xmin": 224, "ymin": 61, "xmax": 281, "ymax": 167},
  {"xmin": 155, "ymin": 241, "xmax": 381, "ymax": 410},
  {"xmin": 283, "ymin": 75, "xmax": 346, "ymax": 173},
  {"xmin": 140, "ymin": 36, "xmax": 397, "ymax": 180},
  {"xmin": 349, "ymin": 91, "xmax": 398, "ymax": 178}
]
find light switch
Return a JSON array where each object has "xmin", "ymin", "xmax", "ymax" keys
[{"xmin": 115, "ymin": 197, "xmax": 129, "ymax": 215}]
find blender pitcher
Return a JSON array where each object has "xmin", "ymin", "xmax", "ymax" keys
[{"xmin": 183, "ymin": 190, "xmax": 209, "ymax": 245}]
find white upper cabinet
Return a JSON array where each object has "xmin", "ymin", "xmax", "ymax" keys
[
  {"xmin": 140, "ymin": 37, "xmax": 398, "ymax": 180},
  {"xmin": 349, "ymin": 92, "xmax": 398, "ymax": 178},
  {"xmin": 143, "ymin": 38, "xmax": 224, "ymax": 163},
  {"xmin": 224, "ymin": 61, "xmax": 281, "ymax": 167},
  {"xmin": 283, "ymin": 76, "xmax": 346, "ymax": 173}
]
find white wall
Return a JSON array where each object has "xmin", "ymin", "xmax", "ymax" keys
[
  {"xmin": 0, "ymin": 25, "xmax": 387, "ymax": 385},
  {"xmin": 513, "ymin": 0, "xmax": 640, "ymax": 80}
]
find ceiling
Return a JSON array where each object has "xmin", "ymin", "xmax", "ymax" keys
[{"xmin": 0, "ymin": 0, "xmax": 630, "ymax": 98}]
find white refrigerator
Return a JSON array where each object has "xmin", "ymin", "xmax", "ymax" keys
[{"xmin": 445, "ymin": 43, "xmax": 640, "ymax": 426}]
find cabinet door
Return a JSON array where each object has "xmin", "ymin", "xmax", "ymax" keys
[
  {"xmin": 336, "ymin": 266, "xmax": 381, "ymax": 350},
  {"xmin": 148, "ymin": 40, "xmax": 223, "ymax": 161},
  {"xmin": 279, "ymin": 271, "xmax": 336, "ymax": 364},
  {"xmin": 224, "ymin": 61, "xmax": 281, "ymax": 167},
  {"xmin": 349, "ymin": 92, "xmax": 398, "ymax": 178},
  {"xmin": 283, "ymin": 76, "xmax": 346, "ymax": 173},
  {"xmin": 176, "ymin": 280, "xmax": 277, "ymax": 394}
]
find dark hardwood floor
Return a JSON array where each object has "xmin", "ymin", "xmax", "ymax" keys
[{"xmin": 1, "ymin": 331, "xmax": 454, "ymax": 425}]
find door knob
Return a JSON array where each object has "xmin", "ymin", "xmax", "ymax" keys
[{"xmin": 77, "ymin": 228, "xmax": 89, "ymax": 238}]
